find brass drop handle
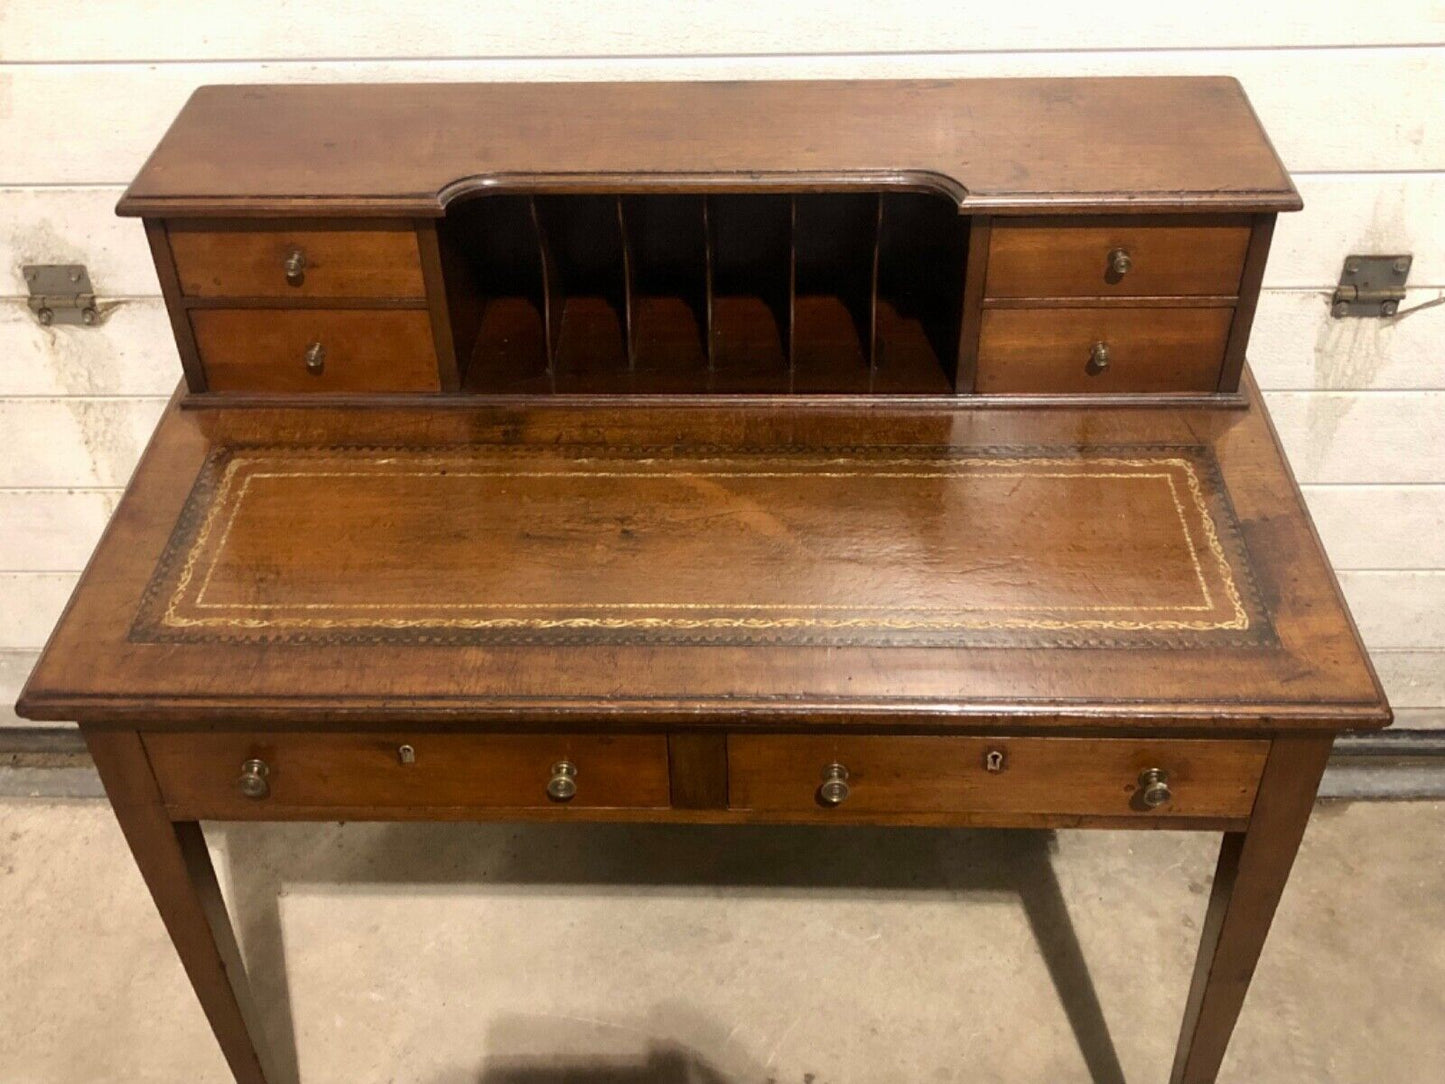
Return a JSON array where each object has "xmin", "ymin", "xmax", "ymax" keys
[
  {"xmin": 283, "ymin": 247, "xmax": 307, "ymax": 287},
  {"xmin": 304, "ymin": 341, "xmax": 326, "ymax": 375},
  {"xmin": 1087, "ymin": 341, "xmax": 1110, "ymax": 375},
  {"xmin": 237, "ymin": 758, "xmax": 270, "ymax": 800},
  {"xmin": 1108, "ymin": 247, "xmax": 1132, "ymax": 277},
  {"xmin": 546, "ymin": 760, "xmax": 578, "ymax": 802},
  {"xmin": 1139, "ymin": 767, "xmax": 1172, "ymax": 809},
  {"xmin": 818, "ymin": 762, "xmax": 850, "ymax": 806}
]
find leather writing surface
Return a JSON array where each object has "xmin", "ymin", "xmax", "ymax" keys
[
  {"xmin": 19, "ymin": 390, "xmax": 1386, "ymax": 725},
  {"xmin": 132, "ymin": 443, "xmax": 1271, "ymax": 649}
]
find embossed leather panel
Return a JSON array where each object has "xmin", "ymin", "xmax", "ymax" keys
[{"xmin": 132, "ymin": 444, "xmax": 1271, "ymax": 649}]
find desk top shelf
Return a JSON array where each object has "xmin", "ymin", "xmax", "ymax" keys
[
  {"xmin": 118, "ymin": 78, "xmax": 1299, "ymax": 217},
  {"xmin": 125, "ymin": 79, "xmax": 1299, "ymax": 403}
]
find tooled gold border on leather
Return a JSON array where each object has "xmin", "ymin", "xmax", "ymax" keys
[{"xmin": 129, "ymin": 444, "xmax": 1275, "ymax": 649}]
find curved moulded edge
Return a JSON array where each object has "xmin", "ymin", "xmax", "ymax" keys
[{"xmin": 434, "ymin": 171, "xmax": 969, "ymax": 214}]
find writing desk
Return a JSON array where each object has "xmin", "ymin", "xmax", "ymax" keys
[{"xmin": 18, "ymin": 79, "xmax": 1389, "ymax": 1082}]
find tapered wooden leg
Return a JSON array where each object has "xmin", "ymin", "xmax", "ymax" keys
[
  {"xmin": 1169, "ymin": 734, "xmax": 1333, "ymax": 1084},
  {"xmin": 86, "ymin": 729, "xmax": 277, "ymax": 1084}
]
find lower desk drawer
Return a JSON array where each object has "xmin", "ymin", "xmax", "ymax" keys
[
  {"xmin": 727, "ymin": 735, "xmax": 1268, "ymax": 820},
  {"xmin": 191, "ymin": 308, "xmax": 441, "ymax": 393},
  {"xmin": 143, "ymin": 732, "xmax": 671, "ymax": 816},
  {"xmin": 976, "ymin": 306, "xmax": 1233, "ymax": 393}
]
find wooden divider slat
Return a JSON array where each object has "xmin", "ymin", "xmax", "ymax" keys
[
  {"xmin": 785, "ymin": 196, "xmax": 797, "ymax": 376},
  {"xmin": 454, "ymin": 191, "xmax": 962, "ymax": 395},
  {"xmin": 704, "ymin": 194, "xmax": 793, "ymax": 387},
  {"xmin": 868, "ymin": 194, "xmax": 883, "ymax": 382},
  {"xmin": 528, "ymin": 196, "xmax": 563, "ymax": 384},
  {"xmin": 792, "ymin": 192, "xmax": 878, "ymax": 388},
  {"xmin": 684, "ymin": 198, "xmax": 710, "ymax": 368},
  {"xmin": 620, "ymin": 195, "xmax": 711, "ymax": 384},
  {"xmin": 617, "ymin": 196, "xmax": 638, "ymax": 371},
  {"xmin": 532, "ymin": 194, "xmax": 632, "ymax": 382},
  {"xmin": 441, "ymin": 194, "xmax": 555, "ymax": 393},
  {"xmin": 701, "ymin": 197, "xmax": 716, "ymax": 371}
]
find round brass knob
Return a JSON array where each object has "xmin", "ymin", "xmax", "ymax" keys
[
  {"xmin": 1087, "ymin": 341, "xmax": 1110, "ymax": 375},
  {"xmin": 1139, "ymin": 767, "xmax": 1172, "ymax": 809},
  {"xmin": 1108, "ymin": 247, "xmax": 1132, "ymax": 277},
  {"xmin": 818, "ymin": 762, "xmax": 850, "ymax": 806},
  {"xmin": 304, "ymin": 341, "xmax": 326, "ymax": 375},
  {"xmin": 283, "ymin": 247, "xmax": 307, "ymax": 287},
  {"xmin": 237, "ymin": 758, "xmax": 270, "ymax": 800},
  {"xmin": 546, "ymin": 760, "xmax": 578, "ymax": 802}
]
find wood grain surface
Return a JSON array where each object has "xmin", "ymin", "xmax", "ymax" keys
[
  {"xmin": 1169, "ymin": 735, "xmax": 1335, "ymax": 1082},
  {"xmin": 144, "ymin": 731, "xmax": 671, "ymax": 817},
  {"xmin": 85, "ymin": 730, "xmax": 278, "ymax": 1084},
  {"xmin": 976, "ymin": 307, "xmax": 1233, "ymax": 393},
  {"xmin": 728, "ymin": 734, "xmax": 1269, "ymax": 819},
  {"xmin": 116, "ymin": 79, "xmax": 1299, "ymax": 216},
  {"xmin": 167, "ymin": 220, "xmax": 426, "ymax": 299},
  {"xmin": 127, "ymin": 442, "xmax": 1269, "ymax": 648},
  {"xmin": 191, "ymin": 309, "xmax": 440, "ymax": 393},
  {"xmin": 984, "ymin": 216, "xmax": 1252, "ymax": 298},
  {"xmin": 17, "ymin": 377, "xmax": 1388, "ymax": 730}
]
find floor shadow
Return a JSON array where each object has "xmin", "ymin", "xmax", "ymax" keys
[
  {"xmin": 469, "ymin": 1038, "xmax": 739, "ymax": 1084},
  {"xmin": 213, "ymin": 822, "xmax": 1127, "ymax": 1084}
]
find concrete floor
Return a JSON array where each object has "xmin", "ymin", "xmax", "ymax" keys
[{"xmin": 1, "ymin": 799, "xmax": 1441, "ymax": 1084}]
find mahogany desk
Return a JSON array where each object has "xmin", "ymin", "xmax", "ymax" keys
[{"xmin": 18, "ymin": 79, "xmax": 1390, "ymax": 1082}]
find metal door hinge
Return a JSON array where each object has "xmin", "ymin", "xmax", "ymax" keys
[
  {"xmin": 1332, "ymin": 255, "xmax": 1410, "ymax": 318},
  {"xmin": 23, "ymin": 264, "xmax": 101, "ymax": 326}
]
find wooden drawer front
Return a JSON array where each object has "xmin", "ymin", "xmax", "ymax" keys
[
  {"xmin": 728, "ymin": 736, "xmax": 1268, "ymax": 820},
  {"xmin": 976, "ymin": 307, "xmax": 1232, "ymax": 393},
  {"xmin": 986, "ymin": 216, "xmax": 1251, "ymax": 298},
  {"xmin": 143, "ymin": 732, "xmax": 671, "ymax": 817},
  {"xmin": 168, "ymin": 222, "xmax": 426, "ymax": 299},
  {"xmin": 192, "ymin": 308, "xmax": 441, "ymax": 393}
]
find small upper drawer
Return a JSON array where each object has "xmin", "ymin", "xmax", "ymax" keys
[
  {"xmin": 143, "ymin": 731, "xmax": 672, "ymax": 818},
  {"xmin": 985, "ymin": 215, "xmax": 1252, "ymax": 298},
  {"xmin": 192, "ymin": 308, "xmax": 441, "ymax": 393},
  {"xmin": 167, "ymin": 220, "xmax": 426, "ymax": 299},
  {"xmin": 976, "ymin": 306, "xmax": 1233, "ymax": 393},
  {"xmin": 728, "ymin": 735, "xmax": 1268, "ymax": 821}
]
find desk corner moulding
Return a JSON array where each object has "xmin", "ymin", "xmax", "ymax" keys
[{"xmin": 18, "ymin": 78, "xmax": 1386, "ymax": 1084}]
